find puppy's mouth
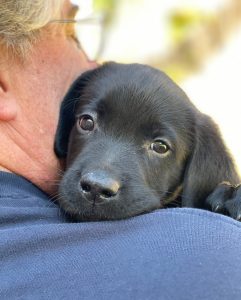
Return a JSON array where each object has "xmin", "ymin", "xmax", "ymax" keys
[{"xmin": 89, "ymin": 194, "xmax": 115, "ymax": 215}]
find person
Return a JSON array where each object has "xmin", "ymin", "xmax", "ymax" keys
[{"xmin": 1, "ymin": 1, "xmax": 241, "ymax": 299}]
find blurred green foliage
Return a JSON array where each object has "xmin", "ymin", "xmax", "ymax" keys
[
  {"xmin": 94, "ymin": 0, "xmax": 116, "ymax": 13},
  {"xmin": 90, "ymin": 1, "xmax": 240, "ymax": 82},
  {"xmin": 93, "ymin": 0, "xmax": 118, "ymax": 27},
  {"xmin": 170, "ymin": 9, "xmax": 211, "ymax": 44}
]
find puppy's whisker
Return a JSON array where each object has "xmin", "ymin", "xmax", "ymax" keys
[
  {"xmin": 49, "ymin": 193, "xmax": 60, "ymax": 202},
  {"xmin": 61, "ymin": 98, "xmax": 79, "ymax": 109}
]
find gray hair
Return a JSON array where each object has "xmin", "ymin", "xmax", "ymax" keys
[{"xmin": 0, "ymin": 0, "xmax": 65, "ymax": 57}]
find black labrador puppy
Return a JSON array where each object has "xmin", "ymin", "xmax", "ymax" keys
[{"xmin": 54, "ymin": 62, "xmax": 241, "ymax": 221}]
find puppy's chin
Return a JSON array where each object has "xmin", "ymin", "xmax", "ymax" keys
[
  {"xmin": 60, "ymin": 204, "xmax": 161, "ymax": 222},
  {"xmin": 58, "ymin": 185, "xmax": 162, "ymax": 222},
  {"xmin": 58, "ymin": 197, "xmax": 163, "ymax": 221}
]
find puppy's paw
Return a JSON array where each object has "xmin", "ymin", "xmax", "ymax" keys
[{"xmin": 206, "ymin": 182, "xmax": 241, "ymax": 221}]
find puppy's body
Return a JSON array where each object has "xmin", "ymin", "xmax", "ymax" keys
[{"xmin": 55, "ymin": 63, "xmax": 240, "ymax": 221}]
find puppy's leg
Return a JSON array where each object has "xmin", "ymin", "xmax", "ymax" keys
[{"xmin": 206, "ymin": 182, "xmax": 241, "ymax": 221}]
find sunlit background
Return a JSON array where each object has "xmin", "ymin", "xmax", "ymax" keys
[{"xmin": 72, "ymin": 0, "xmax": 241, "ymax": 173}]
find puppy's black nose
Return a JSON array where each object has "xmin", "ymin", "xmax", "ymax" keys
[{"xmin": 80, "ymin": 171, "xmax": 120, "ymax": 203}]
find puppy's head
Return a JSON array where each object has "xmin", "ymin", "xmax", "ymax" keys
[{"xmin": 55, "ymin": 62, "xmax": 239, "ymax": 221}]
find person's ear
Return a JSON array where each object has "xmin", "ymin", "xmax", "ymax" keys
[
  {"xmin": 0, "ymin": 78, "xmax": 18, "ymax": 121},
  {"xmin": 181, "ymin": 114, "xmax": 240, "ymax": 208}
]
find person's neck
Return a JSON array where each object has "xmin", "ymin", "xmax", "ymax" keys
[
  {"xmin": 0, "ymin": 159, "xmax": 61, "ymax": 195},
  {"xmin": 0, "ymin": 139, "xmax": 61, "ymax": 196},
  {"xmin": 0, "ymin": 118, "xmax": 62, "ymax": 196},
  {"xmin": 0, "ymin": 166, "xmax": 11, "ymax": 173}
]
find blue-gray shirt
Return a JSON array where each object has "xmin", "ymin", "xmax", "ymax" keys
[{"xmin": 1, "ymin": 171, "xmax": 241, "ymax": 300}]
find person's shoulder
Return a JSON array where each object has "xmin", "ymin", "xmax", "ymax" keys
[{"xmin": 0, "ymin": 171, "xmax": 65, "ymax": 228}]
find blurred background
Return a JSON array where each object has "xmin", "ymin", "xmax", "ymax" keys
[{"xmin": 72, "ymin": 0, "xmax": 241, "ymax": 173}]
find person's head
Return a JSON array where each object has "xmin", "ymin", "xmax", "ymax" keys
[{"xmin": 0, "ymin": 0, "xmax": 96, "ymax": 194}]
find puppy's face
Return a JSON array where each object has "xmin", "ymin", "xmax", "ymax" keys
[{"xmin": 56, "ymin": 63, "xmax": 197, "ymax": 220}]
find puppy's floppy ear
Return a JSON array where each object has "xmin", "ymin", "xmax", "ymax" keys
[
  {"xmin": 54, "ymin": 69, "xmax": 95, "ymax": 158},
  {"xmin": 182, "ymin": 114, "xmax": 240, "ymax": 208}
]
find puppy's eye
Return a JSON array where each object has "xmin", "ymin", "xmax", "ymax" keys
[
  {"xmin": 77, "ymin": 115, "xmax": 94, "ymax": 132},
  {"xmin": 150, "ymin": 140, "xmax": 170, "ymax": 154}
]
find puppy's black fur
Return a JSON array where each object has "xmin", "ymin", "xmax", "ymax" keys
[{"xmin": 55, "ymin": 62, "xmax": 240, "ymax": 221}]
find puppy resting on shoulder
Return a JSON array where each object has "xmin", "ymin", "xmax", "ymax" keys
[{"xmin": 54, "ymin": 62, "xmax": 241, "ymax": 221}]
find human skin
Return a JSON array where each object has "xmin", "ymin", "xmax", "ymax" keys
[{"xmin": 0, "ymin": 0, "xmax": 96, "ymax": 195}]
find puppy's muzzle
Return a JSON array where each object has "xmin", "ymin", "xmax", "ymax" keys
[{"xmin": 80, "ymin": 170, "xmax": 121, "ymax": 204}]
